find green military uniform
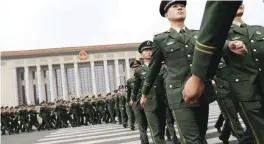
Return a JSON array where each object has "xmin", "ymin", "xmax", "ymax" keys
[
  {"xmin": 162, "ymin": 64, "xmax": 180, "ymax": 144},
  {"xmin": 126, "ymin": 60, "xmax": 141, "ymax": 130},
  {"xmin": 1, "ymin": 106, "xmax": 13, "ymax": 135},
  {"xmin": 192, "ymin": 1, "xmax": 242, "ymax": 81},
  {"xmin": 96, "ymin": 94, "xmax": 105, "ymax": 124},
  {"xmin": 214, "ymin": 59, "xmax": 245, "ymax": 143},
  {"xmin": 141, "ymin": 1, "xmax": 216, "ymax": 143},
  {"xmin": 106, "ymin": 93, "xmax": 115, "ymax": 123},
  {"xmin": 28, "ymin": 105, "xmax": 40, "ymax": 131},
  {"xmin": 222, "ymin": 22, "xmax": 264, "ymax": 144},
  {"xmin": 83, "ymin": 95, "xmax": 93, "ymax": 125},
  {"xmin": 118, "ymin": 85, "xmax": 128, "ymax": 128},
  {"xmin": 38, "ymin": 101, "xmax": 52, "ymax": 130},
  {"xmin": 70, "ymin": 98, "xmax": 80, "ymax": 127},
  {"xmin": 113, "ymin": 90, "xmax": 121, "ymax": 124}
]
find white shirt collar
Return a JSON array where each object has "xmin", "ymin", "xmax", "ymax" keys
[{"xmin": 233, "ymin": 21, "xmax": 245, "ymax": 27}]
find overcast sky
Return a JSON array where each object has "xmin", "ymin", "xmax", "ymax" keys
[{"xmin": 0, "ymin": 0, "xmax": 263, "ymax": 52}]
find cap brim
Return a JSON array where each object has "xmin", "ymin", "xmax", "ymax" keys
[
  {"xmin": 160, "ymin": 0, "xmax": 186, "ymax": 17},
  {"xmin": 140, "ymin": 46, "xmax": 152, "ymax": 53}
]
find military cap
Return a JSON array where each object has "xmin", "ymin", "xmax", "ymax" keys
[
  {"xmin": 118, "ymin": 85, "xmax": 125, "ymax": 90},
  {"xmin": 40, "ymin": 101, "xmax": 46, "ymax": 105},
  {"xmin": 77, "ymin": 98, "xmax": 80, "ymax": 101},
  {"xmin": 72, "ymin": 97, "xmax": 76, "ymax": 100},
  {"xmin": 98, "ymin": 94, "xmax": 102, "ymax": 97},
  {"xmin": 106, "ymin": 93, "xmax": 111, "ymax": 96},
  {"xmin": 160, "ymin": 0, "xmax": 187, "ymax": 17},
  {"xmin": 92, "ymin": 95, "xmax": 95, "ymax": 98},
  {"xmin": 113, "ymin": 90, "xmax": 118, "ymax": 93},
  {"xmin": 10, "ymin": 106, "xmax": 13, "ymax": 109},
  {"xmin": 5, "ymin": 106, "xmax": 9, "ymax": 109},
  {"xmin": 138, "ymin": 40, "xmax": 153, "ymax": 53},
  {"xmin": 85, "ymin": 95, "xmax": 89, "ymax": 99},
  {"xmin": 1, "ymin": 106, "xmax": 4, "ymax": 109},
  {"xmin": 130, "ymin": 60, "xmax": 141, "ymax": 68}
]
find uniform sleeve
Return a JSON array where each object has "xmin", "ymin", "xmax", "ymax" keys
[
  {"xmin": 126, "ymin": 79, "xmax": 132, "ymax": 103},
  {"xmin": 192, "ymin": 1, "xmax": 241, "ymax": 81},
  {"xmin": 131, "ymin": 69, "xmax": 141, "ymax": 101},
  {"xmin": 141, "ymin": 39, "xmax": 164, "ymax": 95}
]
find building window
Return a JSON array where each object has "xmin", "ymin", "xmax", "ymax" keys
[
  {"xmin": 21, "ymin": 85, "xmax": 26, "ymax": 104},
  {"xmin": 32, "ymin": 71, "xmax": 36, "ymax": 79},
  {"xmin": 44, "ymin": 70, "xmax": 47, "ymax": 78},
  {"xmin": 94, "ymin": 62, "xmax": 106, "ymax": 93},
  {"xmin": 21, "ymin": 71, "xmax": 24, "ymax": 80},
  {"xmin": 33, "ymin": 85, "xmax": 40, "ymax": 105},
  {"xmin": 79, "ymin": 66, "xmax": 93, "ymax": 95},
  {"xmin": 107, "ymin": 61, "xmax": 116, "ymax": 92},
  {"xmin": 55, "ymin": 69, "xmax": 63, "ymax": 99},
  {"xmin": 119, "ymin": 60, "xmax": 126, "ymax": 86},
  {"xmin": 66, "ymin": 68, "xmax": 76, "ymax": 96}
]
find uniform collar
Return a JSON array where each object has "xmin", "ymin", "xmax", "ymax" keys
[{"xmin": 171, "ymin": 26, "xmax": 186, "ymax": 33}]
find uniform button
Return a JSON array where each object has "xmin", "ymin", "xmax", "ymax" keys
[
  {"xmin": 185, "ymin": 45, "xmax": 188, "ymax": 47},
  {"xmin": 171, "ymin": 49, "xmax": 173, "ymax": 52},
  {"xmin": 190, "ymin": 64, "xmax": 192, "ymax": 67},
  {"xmin": 251, "ymin": 40, "xmax": 254, "ymax": 43},
  {"xmin": 187, "ymin": 54, "xmax": 191, "ymax": 57},
  {"xmin": 263, "ymin": 38, "xmax": 264, "ymax": 40},
  {"xmin": 144, "ymin": 77, "xmax": 146, "ymax": 78},
  {"xmin": 255, "ymin": 59, "xmax": 259, "ymax": 62},
  {"xmin": 235, "ymin": 79, "xmax": 239, "ymax": 82},
  {"xmin": 169, "ymin": 85, "xmax": 172, "ymax": 88},
  {"xmin": 253, "ymin": 49, "xmax": 257, "ymax": 52},
  {"xmin": 220, "ymin": 85, "xmax": 223, "ymax": 88},
  {"xmin": 259, "ymin": 68, "xmax": 262, "ymax": 71},
  {"xmin": 154, "ymin": 86, "xmax": 156, "ymax": 88}
]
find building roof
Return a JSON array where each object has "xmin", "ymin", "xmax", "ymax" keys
[{"xmin": 1, "ymin": 43, "xmax": 140, "ymax": 60}]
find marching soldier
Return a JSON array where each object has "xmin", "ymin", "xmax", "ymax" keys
[
  {"xmin": 70, "ymin": 97, "xmax": 80, "ymax": 127},
  {"xmin": 28, "ymin": 105, "xmax": 40, "ymax": 131},
  {"xmin": 38, "ymin": 101, "xmax": 52, "ymax": 131},
  {"xmin": 221, "ymin": 4, "xmax": 264, "ymax": 143},
  {"xmin": 106, "ymin": 93, "xmax": 116, "ymax": 123},
  {"xmin": 137, "ymin": 40, "xmax": 168, "ymax": 144},
  {"xmin": 141, "ymin": 1, "xmax": 216, "ymax": 143},
  {"xmin": 83, "ymin": 95, "xmax": 92, "ymax": 125},
  {"xmin": 183, "ymin": 1, "xmax": 242, "ymax": 103},
  {"xmin": 97, "ymin": 94, "xmax": 105, "ymax": 124},
  {"xmin": 113, "ymin": 90, "xmax": 121, "ymax": 124},
  {"xmin": 127, "ymin": 60, "xmax": 141, "ymax": 131},
  {"xmin": 118, "ymin": 85, "xmax": 128, "ymax": 128},
  {"xmin": 214, "ymin": 59, "xmax": 245, "ymax": 143}
]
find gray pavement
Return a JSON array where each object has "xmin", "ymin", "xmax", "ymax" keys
[{"xmin": 1, "ymin": 102, "xmax": 242, "ymax": 144}]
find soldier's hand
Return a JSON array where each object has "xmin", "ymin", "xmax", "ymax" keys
[
  {"xmin": 228, "ymin": 40, "xmax": 248, "ymax": 55},
  {"xmin": 140, "ymin": 95, "xmax": 147, "ymax": 108},
  {"xmin": 212, "ymin": 80, "xmax": 216, "ymax": 88},
  {"xmin": 182, "ymin": 75, "xmax": 205, "ymax": 104},
  {"xmin": 129, "ymin": 100, "xmax": 134, "ymax": 106}
]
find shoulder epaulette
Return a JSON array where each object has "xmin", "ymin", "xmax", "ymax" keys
[
  {"xmin": 154, "ymin": 31, "xmax": 169, "ymax": 37},
  {"xmin": 190, "ymin": 29, "xmax": 199, "ymax": 32},
  {"xmin": 251, "ymin": 25, "xmax": 263, "ymax": 27}
]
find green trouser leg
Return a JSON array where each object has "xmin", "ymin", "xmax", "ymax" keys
[
  {"xmin": 133, "ymin": 106, "xmax": 149, "ymax": 144},
  {"xmin": 172, "ymin": 103, "xmax": 209, "ymax": 144},
  {"xmin": 165, "ymin": 106, "xmax": 179, "ymax": 143},
  {"xmin": 126, "ymin": 104, "xmax": 135, "ymax": 127},
  {"xmin": 214, "ymin": 113, "xmax": 224, "ymax": 130},
  {"xmin": 115, "ymin": 108, "xmax": 121, "ymax": 124},
  {"xmin": 144, "ymin": 109, "xmax": 166, "ymax": 144},
  {"xmin": 217, "ymin": 98, "xmax": 245, "ymax": 143},
  {"xmin": 108, "ymin": 107, "xmax": 115, "ymax": 123},
  {"xmin": 237, "ymin": 101, "xmax": 264, "ymax": 144},
  {"xmin": 120, "ymin": 106, "xmax": 128, "ymax": 127}
]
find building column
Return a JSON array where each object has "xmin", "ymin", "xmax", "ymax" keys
[
  {"xmin": 91, "ymin": 61, "xmax": 97, "ymax": 95},
  {"xmin": 13, "ymin": 67, "xmax": 19, "ymax": 106},
  {"xmin": 103, "ymin": 60, "xmax": 110, "ymax": 93},
  {"xmin": 114, "ymin": 59, "xmax": 120, "ymax": 88},
  {"xmin": 74, "ymin": 62, "xmax": 81, "ymax": 98},
  {"xmin": 36, "ymin": 65, "xmax": 43, "ymax": 103},
  {"xmin": 60, "ymin": 63, "xmax": 68, "ymax": 100},
  {"xmin": 48, "ymin": 64, "xmax": 56, "ymax": 102},
  {"xmin": 125, "ymin": 58, "xmax": 130, "ymax": 80},
  {"xmin": 24, "ymin": 66, "xmax": 31, "ymax": 105}
]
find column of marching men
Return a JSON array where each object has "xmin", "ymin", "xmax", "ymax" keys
[{"xmin": 1, "ymin": 88, "xmax": 136, "ymax": 135}]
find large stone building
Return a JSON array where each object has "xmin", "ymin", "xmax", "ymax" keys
[{"xmin": 1, "ymin": 43, "xmax": 143, "ymax": 106}]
